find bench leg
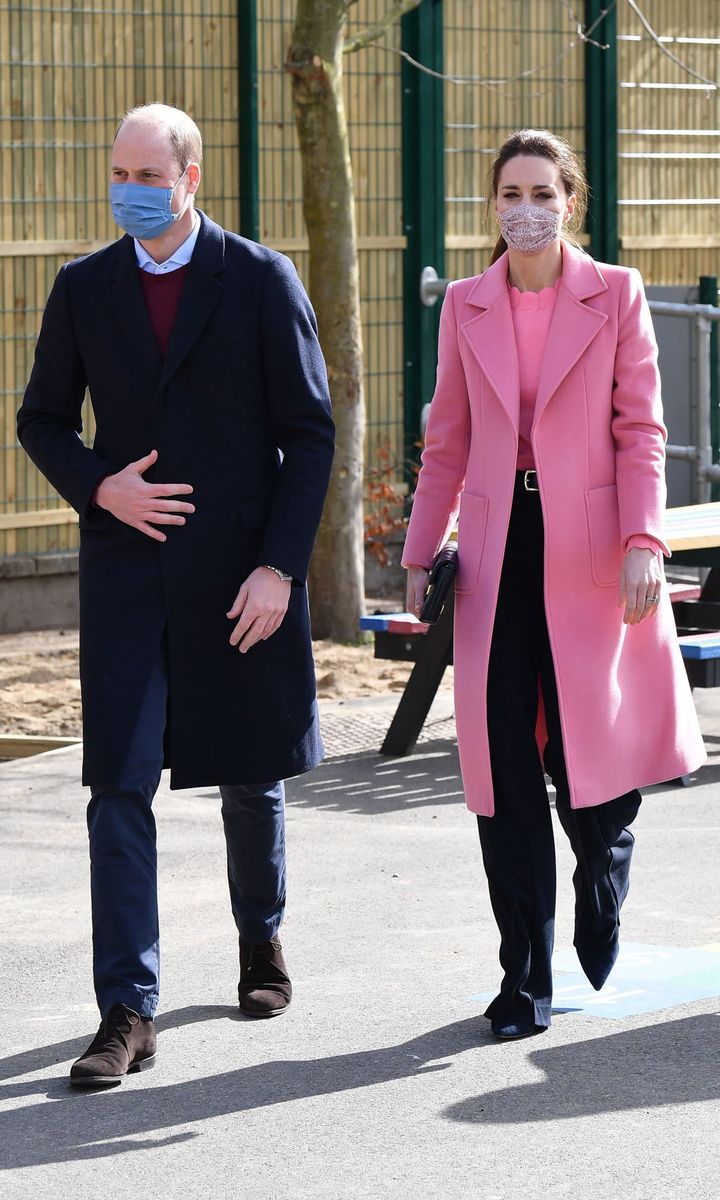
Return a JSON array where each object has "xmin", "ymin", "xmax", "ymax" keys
[
  {"xmin": 699, "ymin": 567, "xmax": 720, "ymax": 601},
  {"xmin": 380, "ymin": 598, "xmax": 454, "ymax": 757}
]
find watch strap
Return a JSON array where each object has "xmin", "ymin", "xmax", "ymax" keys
[{"xmin": 262, "ymin": 564, "xmax": 293, "ymax": 583}]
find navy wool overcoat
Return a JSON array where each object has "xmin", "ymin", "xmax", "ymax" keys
[{"xmin": 18, "ymin": 211, "xmax": 335, "ymax": 789}]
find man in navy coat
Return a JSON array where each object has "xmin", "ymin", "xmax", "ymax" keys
[{"xmin": 17, "ymin": 103, "xmax": 335, "ymax": 1086}]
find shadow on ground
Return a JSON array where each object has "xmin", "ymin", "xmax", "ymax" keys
[
  {"xmin": 0, "ymin": 1008, "xmax": 484, "ymax": 1167},
  {"xmin": 1, "ymin": 1008, "xmax": 718, "ymax": 1167},
  {"xmin": 443, "ymin": 1012, "xmax": 719, "ymax": 1125},
  {"xmin": 286, "ymin": 740, "xmax": 466, "ymax": 815}
]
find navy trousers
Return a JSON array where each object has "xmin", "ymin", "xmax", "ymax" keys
[
  {"xmin": 87, "ymin": 636, "xmax": 286, "ymax": 1019},
  {"xmin": 478, "ymin": 474, "xmax": 641, "ymax": 1029}
]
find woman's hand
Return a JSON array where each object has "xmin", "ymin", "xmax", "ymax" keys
[
  {"xmin": 618, "ymin": 547, "xmax": 663, "ymax": 625},
  {"xmin": 406, "ymin": 565, "xmax": 430, "ymax": 620}
]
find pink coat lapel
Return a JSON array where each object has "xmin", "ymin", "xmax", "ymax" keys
[
  {"xmin": 459, "ymin": 256, "xmax": 519, "ymax": 433},
  {"xmin": 459, "ymin": 243, "xmax": 610, "ymax": 435},
  {"xmin": 534, "ymin": 246, "xmax": 608, "ymax": 429}
]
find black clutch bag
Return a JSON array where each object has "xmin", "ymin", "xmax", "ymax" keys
[{"xmin": 419, "ymin": 542, "xmax": 458, "ymax": 624}]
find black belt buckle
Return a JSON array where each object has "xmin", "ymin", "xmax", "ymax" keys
[{"xmin": 523, "ymin": 469, "xmax": 539, "ymax": 492}]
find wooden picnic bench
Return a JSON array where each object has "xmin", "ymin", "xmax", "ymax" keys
[
  {"xmin": 361, "ymin": 599, "xmax": 455, "ymax": 757},
  {"xmin": 677, "ymin": 632, "xmax": 720, "ymax": 688}
]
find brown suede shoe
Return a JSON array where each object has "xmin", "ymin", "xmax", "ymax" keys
[
  {"xmin": 70, "ymin": 1003, "xmax": 156, "ymax": 1087},
  {"xmin": 238, "ymin": 937, "xmax": 292, "ymax": 1018}
]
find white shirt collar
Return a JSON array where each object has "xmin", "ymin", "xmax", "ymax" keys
[{"xmin": 134, "ymin": 210, "xmax": 201, "ymax": 275}]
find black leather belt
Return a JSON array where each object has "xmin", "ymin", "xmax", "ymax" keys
[{"xmin": 523, "ymin": 469, "xmax": 539, "ymax": 492}]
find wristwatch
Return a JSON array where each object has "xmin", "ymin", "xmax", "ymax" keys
[{"xmin": 262, "ymin": 564, "xmax": 293, "ymax": 583}]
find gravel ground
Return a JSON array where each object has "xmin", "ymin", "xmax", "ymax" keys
[{"xmin": 0, "ymin": 625, "xmax": 453, "ymax": 740}]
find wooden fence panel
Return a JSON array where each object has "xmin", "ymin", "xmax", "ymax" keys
[
  {"xmin": 258, "ymin": 2, "xmax": 405, "ymax": 477},
  {"xmin": 2, "ymin": 1, "xmax": 719, "ymax": 560},
  {"xmin": 0, "ymin": 0, "xmax": 239, "ymax": 558},
  {"xmin": 617, "ymin": 0, "xmax": 720, "ymax": 282},
  {"xmin": 443, "ymin": 0, "xmax": 587, "ymax": 284}
]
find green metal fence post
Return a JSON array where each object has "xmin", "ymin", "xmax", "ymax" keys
[
  {"xmin": 585, "ymin": 0, "xmax": 618, "ymax": 263},
  {"xmin": 238, "ymin": 0, "xmax": 259, "ymax": 241},
  {"xmin": 401, "ymin": 0, "xmax": 444, "ymax": 471},
  {"xmin": 699, "ymin": 275, "xmax": 720, "ymax": 501}
]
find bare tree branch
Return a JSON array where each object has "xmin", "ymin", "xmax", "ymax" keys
[
  {"xmin": 359, "ymin": 2, "xmax": 617, "ymax": 102},
  {"xmin": 625, "ymin": 0, "xmax": 719, "ymax": 94},
  {"xmin": 343, "ymin": 0, "xmax": 423, "ymax": 55}
]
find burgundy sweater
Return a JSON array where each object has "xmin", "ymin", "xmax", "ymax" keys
[{"xmin": 138, "ymin": 265, "xmax": 189, "ymax": 357}]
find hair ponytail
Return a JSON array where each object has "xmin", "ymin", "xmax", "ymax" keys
[{"xmin": 488, "ymin": 233, "xmax": 507, "ymax": 266}]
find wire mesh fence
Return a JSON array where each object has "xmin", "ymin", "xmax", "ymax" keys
[
  {"xmin": 617, "ymin": 0, "xmax": 720, "ymax": 283},
  {"xmin": 258, "ymin": 2, "xmax": 405, "ymax": 482},
  {"xmin": 1, "ymin": 0, "xmax": 719, "ymax": 561},
  {"xmin": 0, "ymin": 0, "xmax": 238, "ymax": 558},
  {"xmin": 443, "ymin": 0, "xmax": 587, "ymax": 282}
]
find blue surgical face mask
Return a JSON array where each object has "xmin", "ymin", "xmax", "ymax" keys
[{"xmin": 110, "ymin": 167, "xmax": 189, "ymax": 240}]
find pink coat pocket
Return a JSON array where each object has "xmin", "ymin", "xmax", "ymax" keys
[
  {"xmin": 585, "ymin": 484, "xmax": 622, "ymax": 587},
  {"xmin": 455, "ymin": 492, "xmax": 489, "ymax": 594}
]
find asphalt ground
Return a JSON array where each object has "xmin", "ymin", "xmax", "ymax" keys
[{"xmin": 0, "ymin": 689, "xmax": 718, "ymax": 1199}]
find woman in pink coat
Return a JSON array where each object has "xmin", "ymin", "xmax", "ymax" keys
[{"xmin": 403, "ymin": 129, "xmax": 706, "ymax": 1041}]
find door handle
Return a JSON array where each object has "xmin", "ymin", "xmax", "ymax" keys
[{"xmin": 420, "ymin": 266, "xmax": 449, "ymax": 307}]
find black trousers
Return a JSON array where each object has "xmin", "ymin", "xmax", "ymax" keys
[{"xmin": 478, "ymin": 473, "xmax": 641, "ymax": 1029}]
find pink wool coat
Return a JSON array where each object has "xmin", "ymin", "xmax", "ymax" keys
[{"xmin": 402, "ymin": 242, "xmax": 706, "ymax": 816}]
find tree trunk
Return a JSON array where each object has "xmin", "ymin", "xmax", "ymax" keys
[{"xmin": 287, "ymin": 1, "xmax": 365, "ymax": 643}]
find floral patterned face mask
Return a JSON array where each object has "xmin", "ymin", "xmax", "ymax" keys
[{"xmin": 499, "ymin": 203, "xmax": 563, "ymax": 254}]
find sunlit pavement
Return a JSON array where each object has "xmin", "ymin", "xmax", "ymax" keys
[{"xmin": 0, "ymin": 689, "xmax": 718, "ymax": 1199}]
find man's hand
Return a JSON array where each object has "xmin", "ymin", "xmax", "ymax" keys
[
  {"xmin": 227, "ymin": 567, "xmax": 292, "ymax": 653},
  {"xmin": 94, "ymin": 449, "xmax": 195, "ymax": 542},
  {"xmin": 618, "ymin": 546, "xmax": 663, "ymax": 625}
]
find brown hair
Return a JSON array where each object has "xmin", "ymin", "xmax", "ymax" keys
[
  {"xmin": 116, "ymin": 103, "xmax": 203, "ymax": 173},
  {"xmin": 486, "ymin": 128, "xmax": 587, "ymax": 266}
]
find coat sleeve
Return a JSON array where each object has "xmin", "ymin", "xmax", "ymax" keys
[
  {"xmin": 17, "ymin": 264, "xmax": 117, "ymax": 523},
  {"xmin": 401, "ymin": 282, "xmax": 471, "ymax": 569},
  {"xmin": 611, "ymin": 267, "xmax": 671, "ymax": 557},
  {"xmin": 256, "ymin": 254, "xmax": 335, "ymax": 585}
]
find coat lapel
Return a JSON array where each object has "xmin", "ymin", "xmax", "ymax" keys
[
  {"xmin": 532, "ymin": 244, "xmax": 608, "ymax": 431},
  {"xmin": 156, "ymin": 212, "xmax": 224, "ymax": 395},
  {"xmin": 460, "ymin": 254, "xmax": 519, "ymax": 434},
  {"xmin": 457, "ymin": 243, "xmax": 610, "ymax": 437},
  {"xmin": 106, "ymin": 235, "xmax": 163, "ymax": 379}
]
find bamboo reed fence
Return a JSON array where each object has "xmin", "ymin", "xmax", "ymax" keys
[
  {"xmin": 1, "ymin": 0, "xmax": 718, "ymax": 560},
  {"xmin": 443, "ymin": 0, "xmax": 588, "ymax": 284},
  {"xmin": 1, "ymin": 0, "xmax": 239, "ymax": 558},
  {"xmin": 258, "ymin": 1, "xmax": 405, "ymax": 480},
  {"xmin": 617, "ymin": 0, "xmax": 720, "ymax": 283}
]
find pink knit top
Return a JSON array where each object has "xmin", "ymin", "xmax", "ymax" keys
[
  {"xmin": 509, "ymin": 279, "xmax": 559, "ymax": 471},
  {"xmin": 508, "ymin": 277, "xmax": 661, "ymax": 556}
]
